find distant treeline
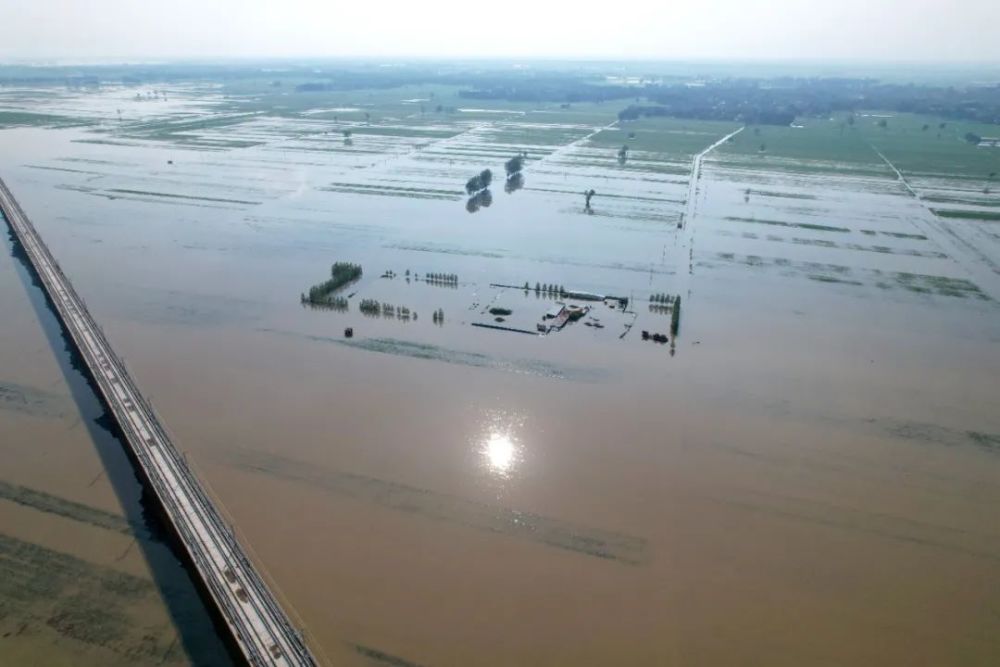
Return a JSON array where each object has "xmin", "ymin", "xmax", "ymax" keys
[
  {"xmin": 458, "ymin": 76, "xmax": 1000, "ymax": 126},
  {"xmin": 458, "ymin": 80, "xmax": 637, "ymax": 103},
  {"xmin": 618, "ymin": 79, "xmax": 1000, "ymax": 125},
  {"xmin": 619, "ymin": 103, "xmax": 796, "ymax": 126},
  {"xmin": 4, "ymin": 62, "xmax": 999, "ymax": 126}
]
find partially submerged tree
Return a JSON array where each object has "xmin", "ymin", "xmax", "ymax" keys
[
  {"xmin": 466, "ymin": 175, "xmax": 482, "ymax": 195},
  {"xmin": 303, "ymin": 262, "xmax": 362, "ymax": 305},
  {"xmin": 465, "ymin": 168, "xmax": 494, "ymax": 195},
  {"xmin": 505, "ymin": 154, "xmax": 525, "ymax": 177},
  {"xmin": 504, "ymin": 172, "xmax": 524, "ymax": 194},
  {"xmin": 671, "ymin": 295, "xmax": 682, "ymax": 337},
  {"xmin": 465, "ymin": 188, "xmax": 493, "ymax": 213}
]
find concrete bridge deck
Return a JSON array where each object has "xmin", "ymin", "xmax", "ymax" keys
[{"xmin": 0, "ymin": 176, "xmax": 317, "ymax": 667}]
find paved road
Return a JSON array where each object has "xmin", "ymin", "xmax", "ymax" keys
[{"xmin": 0, "ymin": 176, "xmax": 317, "ymax": 667}]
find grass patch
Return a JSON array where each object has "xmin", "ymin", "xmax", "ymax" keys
[
  {"xmin": 931, "ymin": 208, "xmax": 1000, "ymax": 222},
  {"xmin": 724, "ymin": 216, "xmax": 850, "ymax": 233},
  {"xmin": 105, "ymin": 189, "xmax": 260, "ymax": 205},
  {"xmin": 319, "ymin": 185, "xmax": 460, "ymax": 200},
  {"xmin": 326, "ymin": 182, "xmax": 461, "ymax": 197},
  {"xmin": 861, "ymin": 112, "xmax": 1000, "ymax": 180},
  {"xmin": 968, "ymin": 431, "xmax": 1000, "ymax": 453},
  {"xmin": 893, "ymin": 272, "xmax": 990, "ymax": 299},
  {"xmin": 0, "ymin": 481, "xmax": 133, "ymax": 535},
  {"xmin": 716, "ymin": 119, "xmax": 887, "ymax": 173},
  {"xmin": 748, "ymin": 189, "xmax": 818, "ymax": 200},
  {"xmin": 923, "ymin": 194, "xmax": 1000, "ymax": 207},
  {"xmin": 808, "ymin": 274, "xmax": 864, "ymax": 286},
  {"xmin": 0, "ymin": 111, "xmax": 88, "ymax": 127},
  {"xmin": 352, "ymin": 125, "xmax": 460, "ymax": 139},
  {"xmin": 590, "ymin": 117, "xmax": 739, "ymax": 156},
  {"xmin": 0, "ymin": 532, "xmax": 178, "ymax": 660},
  {"xmin": 0, "ymin": 381, "xmax": 65, "ymax": 418},
  {"xmin": 881, "ymin": 231, "xmax": 928, "ymax": 240},
  {"xmin": 353, "ymin": 644, "xmax": 425, "ymax": 667}
]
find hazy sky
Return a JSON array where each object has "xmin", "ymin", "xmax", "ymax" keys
[{"xmin": 1, "ymin": 0, "xmax": 998, "ymax": 62}]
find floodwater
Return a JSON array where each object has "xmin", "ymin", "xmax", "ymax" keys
[
  {"xmin": 1, "ymin": 84, "xmax": 999, "ymax": 666},
  {"xmin": 0, "ymin": 212, "xmax": 235, "ymax": 664}
]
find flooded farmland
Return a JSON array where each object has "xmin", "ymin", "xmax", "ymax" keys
[{"xmin": 2, "ymin": 79, "xmax": 999, "ymax": 666}]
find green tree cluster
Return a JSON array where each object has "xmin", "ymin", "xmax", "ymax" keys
[
  {"xmin": 670, "ymin": 296, "xmax": 682, "ymax": 337},
  {"xmin": 466, "ymin": 169, "xmax": 493, "ymax": 195},
  {"xmin": 505, "ymin": 154, "xmax": 525, "ymax": 177},
  {"xmin": 303, "ymin": 262, "xmax": 362, "ymax": 304}
]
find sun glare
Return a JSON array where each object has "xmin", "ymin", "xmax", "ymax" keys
[{"xmin": 484, "ymin": 433, "xmax": 516, "ymax": 474}]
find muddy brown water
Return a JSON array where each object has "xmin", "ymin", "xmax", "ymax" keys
[
  {"xmin": 1, "ymin": 102, "xmax": 999, "ymax": 666},
  {"xmin": 0, "ymin": 222, "xmax": 235, "ymax": 665}
]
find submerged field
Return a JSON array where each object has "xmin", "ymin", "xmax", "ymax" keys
[{"xmin": 1, "ymin": 80, "xmax": 999, "ymax": 666}]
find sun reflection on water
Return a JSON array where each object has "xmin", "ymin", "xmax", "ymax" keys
[
  {"xmin": 485, "ymin": 432, "xmax": 516, "ymax": 474},
  {"xmin": 476, "ymin": 411, "xmax": 526, "ymax": 480}
]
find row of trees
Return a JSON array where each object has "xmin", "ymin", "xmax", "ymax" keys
[
  {"xmin": 671, "ymin": 296, "xmax": 682, "ymax": 337},
  {"xmin": 649, "ymin": 292, "xmax": 675, "ymax": 304},
  {"xmin": 523, "ymin": 282, "xmax": 566, "ymax": 295},
  {"xmin": 425, "ymin": 272, "xmax": 458, "ymax": 284},
  {"xmin": 301, "ymin": 262, "xmax": 362, "ymax": 304},
  {"xmin": 359, "ymin": 299, "xmax": 381, "ymax": 314},
  {"xmin": 301, "ymin": 294, "xmax": 348, "ymax": 310},
  {"xmin": 358, "ymin": 299, "xmax": 417, "ymax": 319},
  {"xmin": 331, "ymin": 262, "xmax": 363, "ymax": 283}
]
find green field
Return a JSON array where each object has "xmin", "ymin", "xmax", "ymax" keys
[{"xmin": 592, "ymin": 117, "xmax": 740, "ymax": 156}]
